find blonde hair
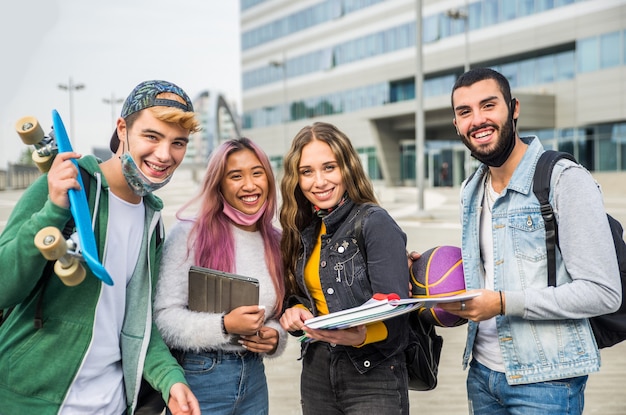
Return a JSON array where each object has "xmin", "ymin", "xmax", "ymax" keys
[
  {"xmin": 279, "ymin": 122, "xmax": 378, "ymax": 295},
  {"xmin": 147, "ymin": 92, "xmax": 201, "ymax": 133}
]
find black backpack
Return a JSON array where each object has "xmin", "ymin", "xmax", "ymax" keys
[
  {"xmin": 353, "ymin": 205, "xmax": 443, "ymax": 391},
  {"xmin": 534, "ymin": 150, "xmax": 626, "ymax": 349}
]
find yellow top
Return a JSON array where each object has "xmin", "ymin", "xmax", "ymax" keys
[{"xmin": 303, "ymin": 222, "xmax": 387, "ymax": 347}]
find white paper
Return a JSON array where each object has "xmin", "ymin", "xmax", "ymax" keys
[{"xmin": 303, "ymin": 292, "xmax": 481, "ymax": 331}]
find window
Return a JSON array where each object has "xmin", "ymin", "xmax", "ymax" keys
[
  {"xmin": 501, "ymin": 0, "xmax": 517, "ymax": 21},
  {"xmin": 537, "ymin": 55, "xmax": 555, "ymax": 84},
  {"xmin": 577, "ymin": 37, "xmax": 600, "ymax": 73},
  {"xmin": 600, "ymin": 31, "xmax": 621, "ymax": 69},
  {"xmin": 423, "ymin": 15, "xmax": 439, "ymax": 43},
  {"xmin": 555, "ymin": 51, "xmax": 575, "ymax": 80}
]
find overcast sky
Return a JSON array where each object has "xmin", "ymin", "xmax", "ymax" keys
[{"xmin": 1, "ymin": 0, "xmax": 241, "ymax": 168}]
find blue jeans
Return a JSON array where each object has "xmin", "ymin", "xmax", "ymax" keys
[
  {"xmin": 300, "ymin": 342, "xmax": 408, "ymax": 415},
  {"xmin": 172, "ymin": 350, "xmax": 268, "ymax": 415},
  {"xmin": 467, "ymin": 359, "xmax": 587, "ymax": 415}
]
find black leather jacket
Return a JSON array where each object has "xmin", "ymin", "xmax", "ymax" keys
[{"xmin": 294, "ymin": 199, "xmax": 410, "ymax": 373}]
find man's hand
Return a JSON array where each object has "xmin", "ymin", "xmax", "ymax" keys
[
  {"xmin": 437, "ymin": 289, "xmax": 501, "ymax": 322},
  {"xmin": 408, "ymin": 250, "xmax": 421, "ymax": 296},
  {"xmin": 47, "ymin": 151, "xmax": 81, "ymax": 209},
  {"xmin": 167, "ymin": 382, "xmax": 200, "ymax": 415}
]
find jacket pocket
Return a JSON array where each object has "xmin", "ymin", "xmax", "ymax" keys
[
  {"xmin": 509, "ymin": 212, "xmax": 546, "ymax": 262},
  {"xmin": 8, "ymin": 318, "xmax": 89, "ymax": 403}
]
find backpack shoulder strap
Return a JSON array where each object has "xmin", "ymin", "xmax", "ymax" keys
[
  {"xmin": 353, "ymin": 204, "xmax": 376, "ymax": 263},
  {"xmin": 533, "ymin": 150, "xmax": 577, "ymax": 287}
]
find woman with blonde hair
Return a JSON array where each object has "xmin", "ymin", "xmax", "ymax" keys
[
  {"xmin": 155, "ymin": 137, "xmax": 286, "ymax": 415},
  {"xmin": 279, "ymin": 122, "xmax": 411, "ymax": 415}
]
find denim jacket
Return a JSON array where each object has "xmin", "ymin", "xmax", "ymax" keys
[
  {"xmin": 294, "ymin": 199, "xmax": 409, "ymax": 373},
  {"xmin": 460, "ymin": 136, "xmax": 620, "ymax": 385}
]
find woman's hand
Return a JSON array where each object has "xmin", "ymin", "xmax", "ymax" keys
[
  {"xmin": 279, "ymin": 306, "xmax": 313, "ymax": 332},
  {"xmin": 302, "ymin": 325, "xmax": 367, "ymax": 347},
  {"xmin": 240, "ymin": 326, "xmax": 279, "ymax": 354},
  {"xmin": 224, "ymin": 305, "xmax": 265, "ymax": 336}
]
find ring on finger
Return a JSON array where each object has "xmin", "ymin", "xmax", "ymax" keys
[{"xmin": 460, "ymin": 302, "xmax": 466, "ymax": 311}]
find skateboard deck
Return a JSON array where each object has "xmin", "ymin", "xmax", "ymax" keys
[{"xmin": 51, "ymin": 110, "xmax": 114, "ymax": 286}]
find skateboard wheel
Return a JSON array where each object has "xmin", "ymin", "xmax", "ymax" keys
[
  {"xmin": 54, "ymin": 260, "xmax": 86, "ymax": 286},
  {"xmin": 16, "ymin": 116, "xmax": 45, "ymax": 145},
  {"xmin": 32, "ymin": 151, "xmax": 54, "ymax": 173},
  {"xmin": 34, "ymin": 226, "xmax": 67, "ymax": 260}
]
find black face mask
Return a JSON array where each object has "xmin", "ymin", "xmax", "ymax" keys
[{"xmin": 467, "ymin": 98, "xmax": 517, "ymax": 168}]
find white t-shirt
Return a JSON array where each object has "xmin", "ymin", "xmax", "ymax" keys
[
  {"xmin": 473, "ymin": 175, "xmax": 506, "ymax": 373},
  {"xmin": 62, "ymin": 192, "xmax": 144, "ymax": 414}
]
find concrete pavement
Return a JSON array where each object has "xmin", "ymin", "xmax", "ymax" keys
[{"xmin": 1, "ymin": 167, "xmax": 625, "ymax": 414}]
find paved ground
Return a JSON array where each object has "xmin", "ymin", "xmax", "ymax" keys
[{"xmin": 1, "ymin": 167, "xmax": 625, "ymax": 414}]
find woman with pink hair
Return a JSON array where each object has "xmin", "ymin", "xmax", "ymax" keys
[{"xmin": 154, "ymin": 137, "xmax": 285, "ymax": 415}]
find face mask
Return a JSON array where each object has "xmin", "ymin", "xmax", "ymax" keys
[
  {"xmin": 120, "ymin": 152, "xmax": 172, "ymax": 196},
  {"xmin": 222, "ymin": 200, "xmax": 267, "ymax": 227},
  {"xmin": 468, "ymin": 117, "xmax": 515, "ymax": 167}
]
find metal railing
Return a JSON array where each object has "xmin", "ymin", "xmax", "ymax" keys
[{"xmin": 0, "ymin": 164, "xmax": 41, "ymax": 191}]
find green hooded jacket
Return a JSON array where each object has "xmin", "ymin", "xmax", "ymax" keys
[{"xmin": 0, "ymin": 155, "xmax": 186, "ymax": 414}]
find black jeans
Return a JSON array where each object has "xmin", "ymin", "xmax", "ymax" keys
[{"xmin": 300, "ymin": 342, "xmax": 409, "ymax": 415}]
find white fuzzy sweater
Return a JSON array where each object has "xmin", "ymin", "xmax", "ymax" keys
[{"xmin": 154, "ymin": 220, "xmax": 287, "ymax": 357}]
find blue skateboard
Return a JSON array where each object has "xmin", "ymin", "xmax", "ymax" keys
[{"xmin": 18, "ymin": 111, "xmax": 114, "ymax": 286}]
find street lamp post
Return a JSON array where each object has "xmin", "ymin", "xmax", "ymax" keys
[
  {"xmin": 269, "ymin": 54, "xmax": 289, "ymax": 151},
  {"xmin": 415, "ymin": 0, "xmax": 425, "ymax": 213},
  {"xmin": 102, "ymin": 93, "xmax": 124, "ymax": 129},
  {"xmin": 58, "ymin": 77, "xmax": 85, "ymax": 139},
  {"xmin": 446, "ymin": 0, "xmax": 470, "ymax": 73},
  {"xmin": 447, "ymin": 0, "xmax": 471, "ymax": 180}
]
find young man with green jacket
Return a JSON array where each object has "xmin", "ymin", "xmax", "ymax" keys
[{"xmin": 0, "ymin": 80, "xmax": 202, "ymax": 415}]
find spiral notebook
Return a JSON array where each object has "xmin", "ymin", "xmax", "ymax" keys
[{"xmin": 188, "ymin": 266, "xmax": 260, "ymax": 313}]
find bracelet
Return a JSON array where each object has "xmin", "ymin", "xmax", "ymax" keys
[
  {"xmin": 221, "ymin": 314, "xmax": 229, "ymax": 335},
  {"xmin": 498, "ymin": 291, "xmax": 504, "ymax": 316}
]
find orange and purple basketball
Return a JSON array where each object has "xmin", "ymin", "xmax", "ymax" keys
[{"xmin": 410, "ymin": 245, "xmax": 467, "ymax": 327}]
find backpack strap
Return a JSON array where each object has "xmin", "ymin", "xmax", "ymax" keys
[
  {"xmin": 353, "ymin": 204, "xmax": 375, "ymax": 264},
  {"xmin": 533, "ymin": 150, "xmax": 577, "ymax": 287}
]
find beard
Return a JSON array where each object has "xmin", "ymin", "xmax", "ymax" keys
[{"xmin": 461, "ymin": 117, "xmax": 516, "ymax": 167}]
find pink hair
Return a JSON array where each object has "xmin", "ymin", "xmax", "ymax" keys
[{"xmin": 176, "ymin": 138, "xmax": 284, "ymax": 312}]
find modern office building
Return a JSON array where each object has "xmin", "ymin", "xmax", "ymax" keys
[
  {"xmin": 186, "ymin": 90, "xmax": 241, "ymax": 166},
  {"xmin": 240, "ymin": 0, "xmax": 626, "ymax": 187}
]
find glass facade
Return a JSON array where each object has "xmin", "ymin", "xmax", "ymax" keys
[
  {"xmin": 243, "ymin": 0, "xmax": 588, "ymax": 90},
  {"xmin": 241, "ymin": 0, "xmax": 386, "ymax": 50},
  {"xmin": 243, "ymin": 44, "xmax": 588, "ymax": 129},
  {"xmin": 358, "ymin": 147, "xmax": 382, "ymax": 180},
  {"xmin": 243, "ymin": 0, "xmax": 625, "ymax": 182},
  {"xmin": 241, "ymin": 0, "xmax": 268, "ymax": 11}
]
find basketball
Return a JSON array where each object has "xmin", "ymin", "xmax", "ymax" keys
[{"xmin": 410, "ymin": 245, "xmax": 467, "ymax": 327}]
